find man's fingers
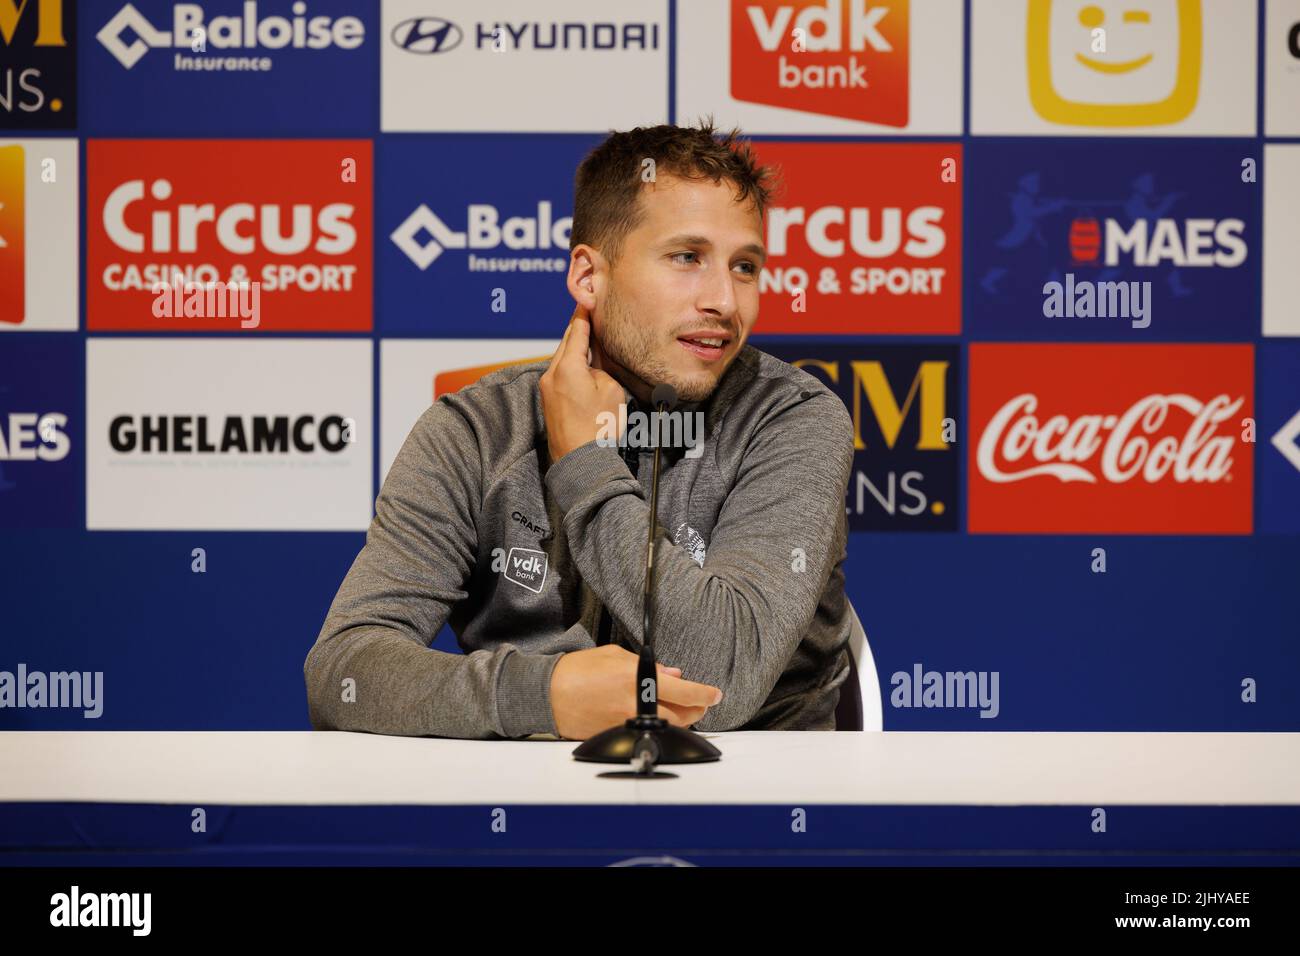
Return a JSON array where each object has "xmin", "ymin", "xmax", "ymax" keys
[
  {"xmin": 565, "ymin": 313, "xmax": 592, "ymax": 369},
  {"xmin": 656, "ymin": 673, "xmax": 723, "ymax": 708},
  {"xmin": 546, "ymin": 304, "xmax": 592, "ymax": 379},
  {"xmin": 545, "ymin": 311, "xmax": 577, "ymax": 375},
  {"xmin": 658, "ymin": 701, "xmax": 708, "ymax": 728}
]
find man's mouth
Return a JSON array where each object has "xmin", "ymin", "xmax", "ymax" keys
[{"xmin": 676, "ymin": 331, "xmax": 731, "ymax": 362}]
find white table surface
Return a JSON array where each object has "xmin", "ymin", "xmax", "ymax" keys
[{"xmin": 2, "ymin": 731, "xmax": 1297, "ymax": 807}]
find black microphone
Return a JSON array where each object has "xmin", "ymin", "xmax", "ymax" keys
[
  {"xmin": 570, "ymin": 378, "xmax": 720, "ymax": 769},
  {"xmin": 651, "ymin": 382, "xmax": 677, "ymax": 412},
  {"xmin": 637, "ymin": 383, "xmax": 676, "ymax": 718}
]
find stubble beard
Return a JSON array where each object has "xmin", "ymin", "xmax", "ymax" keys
[{"xmin": 596, "ymin": 277, "xmax": 722, "ymax": 404}]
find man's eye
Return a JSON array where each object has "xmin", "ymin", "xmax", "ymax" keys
[
  {"xmin": 671, "ymin": 252, "xmax": 699, "ymax": 265},
  {"xmin": 735, "ymin": 261, "xmax": 758, "ymax": 276}
]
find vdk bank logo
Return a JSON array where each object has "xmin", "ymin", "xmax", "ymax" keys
[
  {"xmin": 1027, "ymin": 0, "xmax": 1201, "ymax": 126},
  {"xmin": 97, "ymin": 1, "xmax": 365, "ymax": 70},
  {"xmin": 0, "ymin": 0, "xmax": 75, "ymax": 128},
  {"xmin": 731, "ymin": 0, "xmax": 910, "ymax": 126}
]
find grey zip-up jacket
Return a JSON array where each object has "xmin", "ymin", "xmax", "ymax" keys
[{"xmin": 304, "ymin": 343, "xmax": 855, "ymax": 739}]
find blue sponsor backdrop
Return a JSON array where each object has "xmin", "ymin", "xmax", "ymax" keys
[
  {"xmin": 968, "ymin": 139, "xmax": 1261, "ymax": 341},
  {"xmin": 377, "ymin": 134, "xmax": 596, "ymax": 336},
  {"xmin": 761, "ymin": 343, "xmax": 961, "ymax": 533},
  {"xmin": 79, "ymin": 0, "xmax": 377, "ymax": 135},
  {"xmin": 0, "ymin": 0, "xmax": 1296, "ymax": 734},
  {"xmin": 1259, "ymin": 342, "xmax": 1300, "ymax": 534},
  {"xmin": 0, "ymin": 339, "xmax": 82, "ymax": 530}
]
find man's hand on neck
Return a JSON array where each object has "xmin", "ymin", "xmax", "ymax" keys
[
  {"xmin": 539, "ymin": 305, "xmax": 628, "ymax": 462},
  {"xmin": 587, "ymin": 327, "xmax": 652, "ymax": 407}
]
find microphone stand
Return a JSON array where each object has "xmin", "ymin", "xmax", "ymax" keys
[{"xmin": 573, "ymin": 385, "xmax": 722, "ymax": 774}]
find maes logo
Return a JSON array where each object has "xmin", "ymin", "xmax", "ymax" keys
[
  {"xmin": 0, "ymin": 410, "xmax": 69, "ymax": 460},
  {"xmin": 1067, "ymin": 213, "xmax": 1245, "ymax": 268},
  {"xmin": 732, "ymin": 0, "xmax": 909, "ymax": 125},
  {"xmin": 97, "ymin": 1, "xmax": 365, "ymax": 70},
  {"xmin": 975, "ymin": 160, "xmax": 1252, "ymax": 325}
]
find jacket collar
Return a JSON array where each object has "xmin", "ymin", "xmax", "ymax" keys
[{"xmin": 621, "ymin": 345, "xmax": 761, "ymax": 462}]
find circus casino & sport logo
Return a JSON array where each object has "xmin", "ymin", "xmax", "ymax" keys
[
  {"xmin": 762, "ymin": 343, "xmax": 958, "ymax": 531},
  {"xmin": 87, "ymin": 139, "xmax": 372, "ymax": 331},
  {"xmin": 749, "ymin": 142, "xmax": 961, "ymax": 335}
]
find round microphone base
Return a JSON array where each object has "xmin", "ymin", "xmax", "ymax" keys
[{"xmin": 572, "ymin": 715, "xmax": 722, "ymax": 765}]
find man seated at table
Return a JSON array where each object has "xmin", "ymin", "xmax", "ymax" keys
[{"xmin": 304, "ymin": 118, "xmax": 855, "ymax": 740}]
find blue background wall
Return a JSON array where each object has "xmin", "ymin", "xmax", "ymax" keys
[{"xmin": 2, "ymin": 0, "xmax": 1296, "ymax": 731}]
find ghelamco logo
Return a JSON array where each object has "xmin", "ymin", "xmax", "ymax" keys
[
  {"xmin": 391, "ymin": 201, "xmax": 571, "ymax": 273},
  {"xmin": 96, "ymin": 1, "xmax": 365, "ymax": 70}
]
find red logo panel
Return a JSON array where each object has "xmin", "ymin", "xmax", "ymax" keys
[
  {"xmin": 752, "ymin": 141, "xmax": 960, "ymax": 334},
  {"xmin": 88, "ymin": 140, "xmax": 371, "ymax": 331},
  {"xmin": 969, "ymin": 344, "xmax": 1253, "ymax": 534},
  {"xmin": 731, "ymin": 0, "xmax": 910, "ymax": 126}
]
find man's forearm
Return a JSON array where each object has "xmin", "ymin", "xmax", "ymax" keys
[
  {"xmin": 542, "ymin": 384, "xmax": 854, "ymax": 731},
  {"xmin": 305, "ymin": 624, "xmax": 564, "ymax": 739},
  {"xmin": 543, "ymin": 442, "xmax": 832, "ymax": 729}
]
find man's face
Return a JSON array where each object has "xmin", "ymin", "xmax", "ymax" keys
[{"xmin": 585, "ymin": 173, "xmax": 766, "ymax": 404}]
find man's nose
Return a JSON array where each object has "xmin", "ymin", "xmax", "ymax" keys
[{"xmin": 697, "ymin": 260, "xmax": 738, "ymax": 319}]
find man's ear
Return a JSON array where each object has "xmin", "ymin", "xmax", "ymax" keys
[{"xmin": 566, "ymin": 244, "xmax": 602, "ymax": 312}]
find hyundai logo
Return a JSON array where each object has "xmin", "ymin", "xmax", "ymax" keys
[{"xmin": 392, "ymin": 16, "xmax": 463, "ymax": 54}]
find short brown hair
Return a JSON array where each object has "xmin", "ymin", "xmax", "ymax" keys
[{"xmin": 570, "ymin": 115, "xmax": 781, "ymax": 266}]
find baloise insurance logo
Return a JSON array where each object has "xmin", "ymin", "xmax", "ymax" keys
[{"xmin": 96, "ymin": 1, "xmax": 364, "ymax": 70}]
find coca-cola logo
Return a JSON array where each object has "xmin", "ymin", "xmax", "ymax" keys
[{"xmin": 977, "ymin": 393, "xmax": 1243, "ymax": 485}]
